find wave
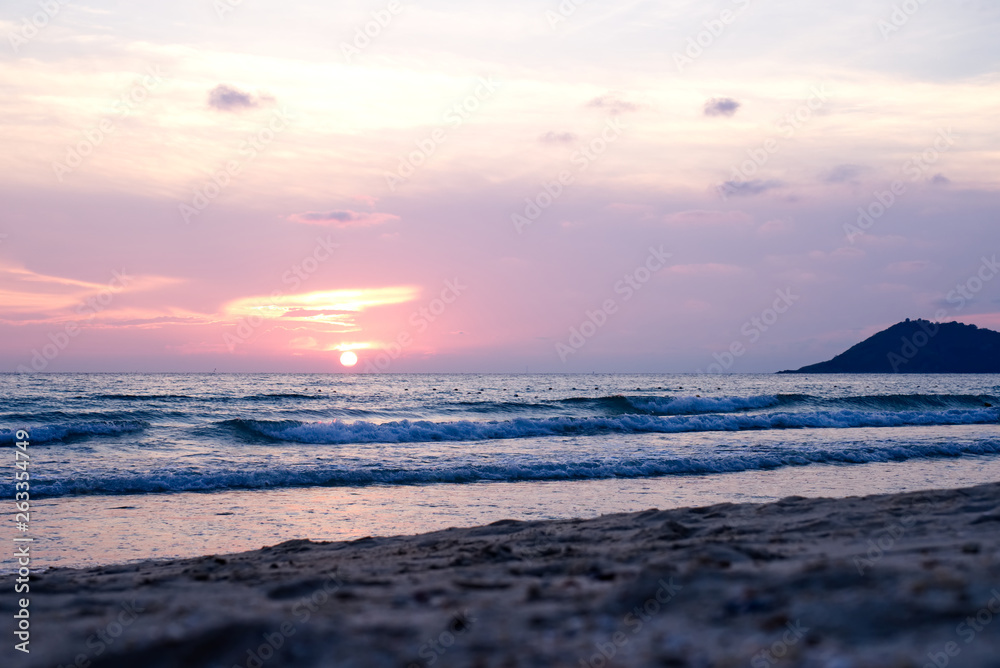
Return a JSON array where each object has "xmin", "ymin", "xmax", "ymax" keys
[
  {"xmin": 460, "ymin": 393, "xmax": 996, "ymax": 417},
  {"xmin": 94, "ymin": 392, "xmax": 321, "ymax": 401},
  {"xmin": 35, "ymin": 391, "xmax": 1000, "ymax": 421},
  {"xmin": 93, "ymin": 393, "xmax": 194, "ymax": 401},
  {"xmin": 225, "ymin": 407, "xmax": 999, "ymax": 445},
  {"xmin": 23, "ymin": 438, "xmax": 1000, "ymax": 498},
  {"xmin": 622, "ymin": 394, "xmax": 789, "ymax": 415},
  {"xmin": 0, "ymin": 420, "xmax": 148, "ymax": 445},
  {"xmin": 611, "ymin": 392, "xmax": 997, "ymax": 415},
  {"xmin": 243, "ymin": 393, "xmax": 323, "ymax": 401},
  {"xmin": 447, "ymin": 393, "xmax": 790, "ymax": 417},
  {"xmin": 825, "ymin": 394, "xmax": 998, "ymax": 411}
]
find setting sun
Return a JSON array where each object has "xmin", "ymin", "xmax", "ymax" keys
[{"xmin": 339, "ymin": 350, "xmax": 358, "ymax": 367}]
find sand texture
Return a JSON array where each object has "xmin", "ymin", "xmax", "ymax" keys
[{"xmin": 7, "ymin": 482, "xmax": 1000, "ymax": 667}]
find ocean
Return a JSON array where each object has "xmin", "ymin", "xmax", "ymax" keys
[{"xmin": 3, "ymin": 372, "xmax": 999, "ymax": 571}]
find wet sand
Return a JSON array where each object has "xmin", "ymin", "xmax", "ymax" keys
[{"xmin": 6, "ymin": 482, "xmax": 1000, "ymax": 667}]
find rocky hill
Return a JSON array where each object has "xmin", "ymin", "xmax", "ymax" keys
[{"xmin": 780, "ymin": 319, "xmax": 1000, "ymax": 373}]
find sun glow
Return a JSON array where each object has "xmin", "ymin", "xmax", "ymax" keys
[
  {"xmin": 224, "ymin": 287, "xmax": 420, "ymax": 327},
  {"xmin": 339, "ymin": 350, "xmax": 358, "ymax": 367}
]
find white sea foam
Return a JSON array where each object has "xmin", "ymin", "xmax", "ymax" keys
[
  {"xmin": 230, "ymin": 407, "xmax": 999, "ymax": 445},
  {"xmin": 21, "ymin": 436, "xmax": 1000, "ymax": 498}
]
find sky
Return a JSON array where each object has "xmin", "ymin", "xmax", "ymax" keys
[{"xmin": 1, "ymin": 0, "xmax": 998, "ymax": 373}]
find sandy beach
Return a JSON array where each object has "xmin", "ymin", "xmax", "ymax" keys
[{"xmin": 8, "ymin": 481, "xmax": 1000, "ymax": 667}]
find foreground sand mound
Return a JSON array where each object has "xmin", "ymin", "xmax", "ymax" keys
[{"xmin": 6, "ymin": 482, "xmax": 1000, "ymax": 667}]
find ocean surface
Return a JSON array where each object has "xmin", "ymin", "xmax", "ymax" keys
[{"xmin": 3, "ymin": 372, "xmax": 999, "ymax": 570}]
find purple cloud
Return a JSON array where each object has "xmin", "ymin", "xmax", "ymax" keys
[
  {"xmin": 540, "ymin": 131, "xmax": 578, "ymax": 144},
  {"xmin": 703, "ymin": 97, "xmax": 741, "ymax": 117},
  {"xmin": 208, "ymin": 84, "xmax": 272, "ymax": 112}
]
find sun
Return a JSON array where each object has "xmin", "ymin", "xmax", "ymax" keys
[{"xmin": 339, "ymin": 350, "xmax": 358, "ymax": 367}]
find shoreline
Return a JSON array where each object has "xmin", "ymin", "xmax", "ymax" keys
[
  {"xmin": 7, "ymin": 481, "xmax": 1000, "ymax": 667},
  {"xmin": 23, "ymin": 453, "xmax": 1000, "ymax": 573}
]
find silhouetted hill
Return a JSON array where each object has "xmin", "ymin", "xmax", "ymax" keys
[{"xmin": 780, "ymin": 319, "xmax": 1000, "ymax": 373}]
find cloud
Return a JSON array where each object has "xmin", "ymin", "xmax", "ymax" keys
[
  {"xmin": 757, "ymin": 218, "xmax": 793, "ymax": 235},
  {"xmin": 718, "ymin": 179, "xmax": 783, "ymax": 197},
  {"xmin": 823, "ymin": 164, "xmax": 865, "ymax": 184},
  {"xmin": 830, "ymin": 246, "xmax": 866, "ymax": 259},
  {"xmin": 288, "ymin": 336, "xmax": 319, "ymax": 350},
  {"xmin": 82, "ymin": 312, "xmax": 211, "ymax": 328},
  {"xmin": 207, "ymin": 84, "xmax": 273, "ymax": 112},
  {"xmin": 703, "ymin": 97, "xmax": 740, "ymax": 117},
  {"xmin": 0, "ymin": 264, "xmax": 182, "ymax": 318},
  {"xmin": 286, "ymin": 210, "xmax": 400, "ymax": 227},
  {"xmin": 852, "ymin": 234, "xmax": 911, "ymax": 249},
  {"xmin": 605, "ymin": 202, "xmax": 656, "ymax": 219},
  {"xmin": 930, "ymin": 173, "xmax": 951, "ymax": 185},
  {"xmin": 224, "ymin": 287, "xmax": 421, "ymax": 330},
  {"xmin": 539, "ymin": 131, "xmax": 578, "ymax": 144},
  {"xmin": 666, "ymin": 263, "xmax": 745, "ymax": 277},
  {"xmin": 873, "ymin": 282, "xmax": 910, "ymax": 294},
  {"xmin": 885, "ymin": 260, "xmax": 931, "ymax": 275},
  {"xmin": 586, "ymin": 93, "xmax": 640, "ymax": 115},
  {"xmin": 662, "ymin": 210, "xmax": 753, "ymax": 226}
]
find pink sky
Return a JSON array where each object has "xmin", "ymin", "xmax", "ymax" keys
[{"xmin": 1, "ymin": 0, "xmax": 998, "ymax": 372}]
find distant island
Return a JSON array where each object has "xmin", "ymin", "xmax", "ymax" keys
[{"xmin": 779, "ymin": 319, "xmax": 1000, "ymax": 373}]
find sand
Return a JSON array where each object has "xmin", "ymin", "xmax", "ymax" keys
[{"xmin": 6, "ymin": 482, "xmax": 1000, "ymax": 667}]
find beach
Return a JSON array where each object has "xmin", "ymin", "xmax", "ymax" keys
[
  {"xmin": 5, "ymin": 372, "xmax": 1000, "ymax": 572},
  {"xmin": 10, "ymin": 481, "xmax": 1000, "ymax": 668}
]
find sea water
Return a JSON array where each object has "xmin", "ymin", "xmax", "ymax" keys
[{"xmin": 2, "ymin": 372, "xmax": 998, "ymax": 570}]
